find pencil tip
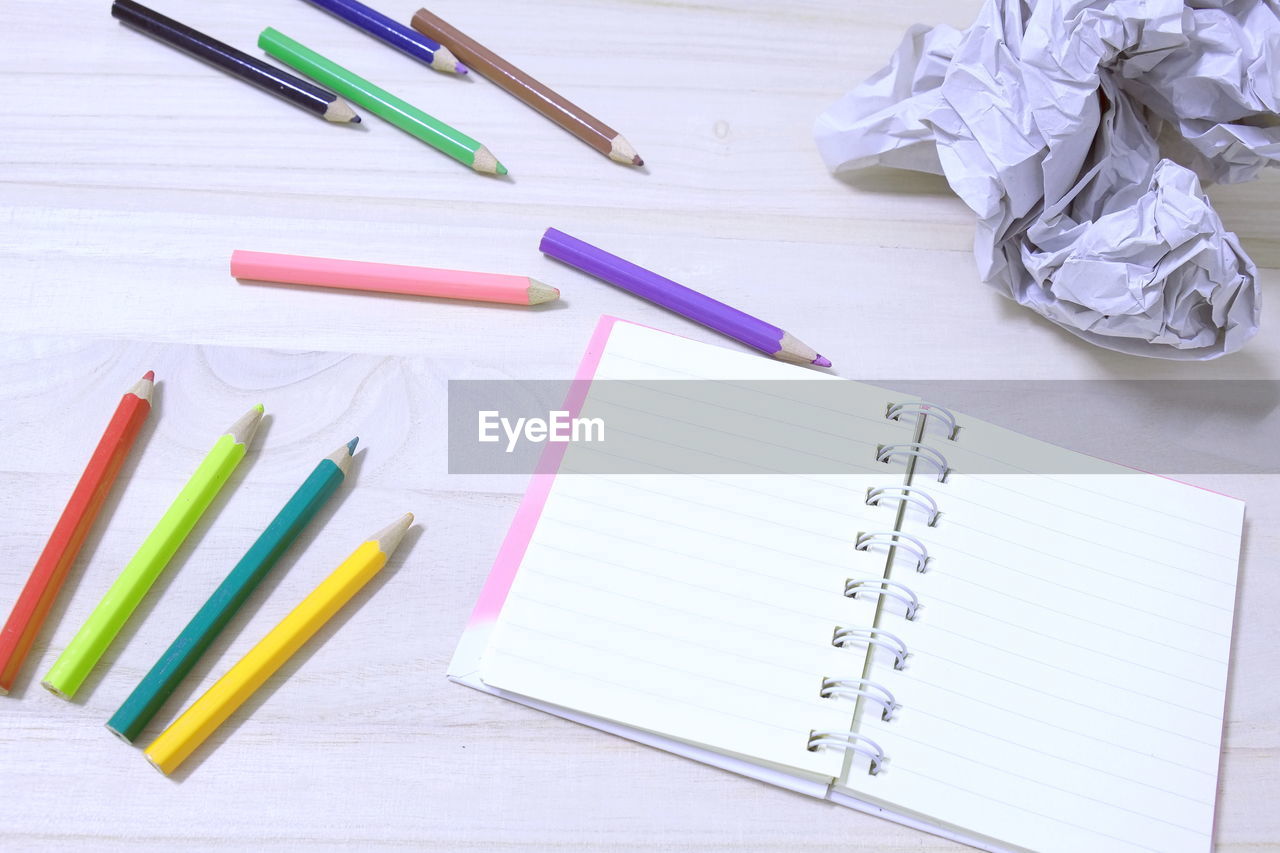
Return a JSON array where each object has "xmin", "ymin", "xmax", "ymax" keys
[
  {"xmin": 813, "ymin": 356, "xmax": 832, "ymax": 368},
  {"xmin": 347, "ymin": 437, "xmax": 359, "ymax": 453},
  {"xmin": 632, "ymin": 156, "xmax": 644, "ymax": 167},
  {"xmin": 350, "ymin": 115, "xmax": 362, "ymax": 124},
  {"xmin": 143, "ymin": 370, "xmax": 155, "ymax": 381},
  {"xmin": 228, "ymin": 405, "xmax": 266, "ymax": 446},
  {"xmin": 455, "ymin": 62, "xmax": 469, "ymax": 74},
  {"xmin": 496, "ymin": 163, "xmax": 509, "ymax": 176},
  {"xmin": 372, "ymin": 512, "xmax": 414, "ymax": 556}
]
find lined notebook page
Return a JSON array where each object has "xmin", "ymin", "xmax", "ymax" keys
[
  {"xmin": 840, "ymin": 413, "xmax": 1243, "ymax": 853},
  {"xmin": 479, "ymin": 322, "xmax": 919, "ymax": 777}
]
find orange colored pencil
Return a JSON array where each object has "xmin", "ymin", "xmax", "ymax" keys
[{"xmin": 0, "ymin": 371, "xmax": 154, "ymax": 695}]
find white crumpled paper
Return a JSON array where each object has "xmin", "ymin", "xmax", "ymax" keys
[{"xmin": 815, "ymin": 0, "xmax": 1279, "ymax": 359}]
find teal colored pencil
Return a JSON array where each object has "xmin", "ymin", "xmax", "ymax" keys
[{"xmin": 106, "ymin": 439, "xmax": 357, "ymax": 743}]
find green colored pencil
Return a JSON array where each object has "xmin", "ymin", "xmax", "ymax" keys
[
  {"xmin": 258, "ymin": 27, "xmax": 507, "ymax": 175},
  {"xmin": 106, "ymin": 439, "xmax": 357, "ymax": 742},
  {"xmin": 42, "ymin": 405, "xmax": 265, "ymax": 700}
]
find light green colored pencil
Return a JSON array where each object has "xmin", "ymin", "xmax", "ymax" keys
[
  {"xmin": 259, "ymin": 27, "xmax": 507, "ymax": 175},
  {"xmin": 41, "ymin": 405, "xmax": 265, "ymax": 700}
]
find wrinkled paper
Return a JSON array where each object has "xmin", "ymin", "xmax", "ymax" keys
[{"xmin": 816, "ymin": 0, "xmax": 1278, "ymax": 359}]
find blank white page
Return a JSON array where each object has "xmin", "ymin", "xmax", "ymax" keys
[
  {"xmin": 840, "ymin": 411, "xmax": 1243, "ymax": 853},
  {"xmin": 479, "ymin": 321, "xmax": 921, "ymax": 776}
]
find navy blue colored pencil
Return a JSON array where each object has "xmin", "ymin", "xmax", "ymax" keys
[{"xmin": 299, "ymin": 0, "xmax": 467, "ymax": 75}]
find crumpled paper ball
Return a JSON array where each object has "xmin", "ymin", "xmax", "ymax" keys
[{"xmin": 815, "ymin": 0, "xmax": 1276, "ymax": 359}]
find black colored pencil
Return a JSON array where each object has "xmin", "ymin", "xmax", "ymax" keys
[{"xmin": 110, "ymin": 0, "xmax": 360, "ymax": 123}]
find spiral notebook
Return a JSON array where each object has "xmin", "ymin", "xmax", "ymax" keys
[{"xmin": 449, "ymin": 317, "xmax": 1243, "ymax": 853}]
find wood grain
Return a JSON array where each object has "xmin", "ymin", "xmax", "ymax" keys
[{"xmin": 0, "ymin": 0, "xmax": 1276, "ymax": 850}]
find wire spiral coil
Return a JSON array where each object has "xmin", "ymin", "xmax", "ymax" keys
[
  {"xmin": 855, "ymin": 531, "xmax": 930, "ymax": 572},
  {"xmin": 886, "ymin": 401, "xmax": 960, "ymax": 440},
  {"xmin": 845, "ymin": 578, "xmax": 920, "ymax": 620},
  {"xmin": 865, "ymin": 485, "xmax": 941, "ymax": 526},
  {"xmin": 806, "ymin": 731, "xmax": 886, "ymax": 774},
  {"xmin": 820, "ymin": 677, "xmax": 899, "ymax": 721}
]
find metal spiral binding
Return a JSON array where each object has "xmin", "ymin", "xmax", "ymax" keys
[
  {"xmin": 855, "ymin": 531, "xmax": 930, "ymax": 572},
  {"xmin": 806, "ymin": 731, "xmax": 886, "ymax": 774},
  {"xmin": 832, "ymin": 626, "xmax": 909, "ymax": 669},
  {"xmin": 845, "ymin": 578, "xmax": 920, "ymax": 620},
  {"xmin": 886, "ymin": 401, "xmax": 960, "ymax": 440},
  {"xmin": 820, "ymin": 677, "xmax": 899, "ymax": 721},
  {"xmin": 807, "ymin": 403, "xmax": 962, "ymax": 778},
  {"xmin": 865, "ymin": 485, "xmax": 940, "ymax": 526},
  {"xmin": 876, "ymin": 442, "xmax": 950, "ymax": 481}
]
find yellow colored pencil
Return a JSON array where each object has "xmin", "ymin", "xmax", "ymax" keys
[
  {"xmin": 144, "ymin": 513, "xmax": 414, "ymax": 775},
  {"xmin": 42, "ymin": 405, "xmax": 264, "ymax": 700}
]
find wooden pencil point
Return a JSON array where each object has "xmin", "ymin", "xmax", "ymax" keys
[
  {"xmin": 608, "ymin": 134, "xmax": 643, "ymax": 166},
  {"xmin": 526, "ymin": 279, "xmax": 560, "ymax": 305},
  {"xmin": 129, "ymin": 372, "xmax": 156, "ymax": 401},
  {"xmin": 373, "ymin": 513, "xmax": 414, "ymax": 556},
  {"xmin": 432, "ymin": 45, "xmax": 464, "ymax": 74},
  {"xmin": 322, "ymin": 98, "xmax": 361, "ymax": 123},
  {"xmin": 773, "ymin": 332, "xmax": 823, "ymax": 366},
  {"xmin": 226, "ymin": 405, "xmax": 265, "ymax": 446},
  {"xmin": 326, "ymin": 441, "xmax": 357, "ymax": 475},
  {"xmin": 471, "ymin": 146, "xmax": 502, "ymax": 175}
]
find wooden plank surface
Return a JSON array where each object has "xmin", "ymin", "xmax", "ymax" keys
[{"xmin": 0, "ymin": 1, "xmax": 1276, "ymax": 850}]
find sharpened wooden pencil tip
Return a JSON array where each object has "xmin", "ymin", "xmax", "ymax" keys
[
  {"xmin": 609, "ymin": 134, "xmax": 642, "ymax": 166},
  {"xmin": 227, "ymin": 405, "xmax": 265, "ymax": 446},
  {"xmin": 346, "ymin": 437, "xmax": 359, "ymax": 453},
  {"xmin": 326, "ymin": 439, "xmax": 358, "ymax": 475},
  {"xmin": 471, "ymin": 146, "xmax": 504, "ymax": 175},
  {"xmin": 526, "ymin": 279, "xmax": 560, "ymax": 305},
  {"xmin": 372, "ymin": 513, "xmax": 414, "ymax": 557},
  {"xmin": 129, "ymin": 371, "xmax": 156, "ymax": 401},
  {"xmin": 323, "ymin": 98, "xmax": 360, "ymax": 124},
  {"xmin": 431, "ymin": 46, "xmax": 465, "ymax": 75}
]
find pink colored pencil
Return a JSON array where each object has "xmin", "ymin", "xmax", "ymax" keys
[{"xmin": 231, "ymin": 250, "xmax": 560, "ymax": 306}]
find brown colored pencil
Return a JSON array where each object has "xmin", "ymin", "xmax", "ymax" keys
[{"xmin": 410, "ymin": 8, "xmax": 643, "ymax": 167}]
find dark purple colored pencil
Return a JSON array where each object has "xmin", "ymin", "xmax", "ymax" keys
[{"xmin": 539, "ymin": 228, "xmax": 831, "ymax": 368}]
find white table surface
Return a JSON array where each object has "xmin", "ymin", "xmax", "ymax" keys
[{"xmin": 1, "ymin": 0, "xmax": 1276, "ymax": 850}]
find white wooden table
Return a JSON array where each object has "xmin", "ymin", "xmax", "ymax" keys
[{"xmin": 1, "ymin": 1, "xmax": 1276, "ymax": 849}]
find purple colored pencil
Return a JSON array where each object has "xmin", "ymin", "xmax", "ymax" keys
[
  {"xmin": 299, "ymin": 0, "xmax": 467, "ymax": 75},
  {"xmin": 539, "ymin": 228, "xmax": 832, "ymax": 368}
]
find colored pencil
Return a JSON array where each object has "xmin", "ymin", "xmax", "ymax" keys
[
  {"xmin": 144, "ymin": 513, "xmax": 414, "ymax": 775},
  {"xmin": 411, "ymin": 8, "xmax": 643, "ymax": 167},
  {"xmin": 259, "ymin": 28, "xmax": 506, "ymax": 175},
  {"xmin": 42, "ymin": 405, "xmax": 265, "ymax": 700},
  {"xmin": 539, "ymin": 229, "xmax": 831, "ymax": 367},
  {"xmin": 107, "ymin": 439, "xmax": 358, "ymax": 743},
  {"xmin": 300, "ymin": 0, "xmax": 466, "ymax": 75},
  {"xmin": 230, "ymin": 250, "xmax": 560, "ymax": 306},
  {"xmin": 111, "ymin": 0, "xmax": 360, "ymax": 124},
  {"xmin": 0, "ymin": 372, "xmax": 154, "ymax": 695}
]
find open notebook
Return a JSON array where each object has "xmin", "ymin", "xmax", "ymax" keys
[{"xmin": 449, "ymin": 317, "xmax": 1243, "ymax": 853}]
